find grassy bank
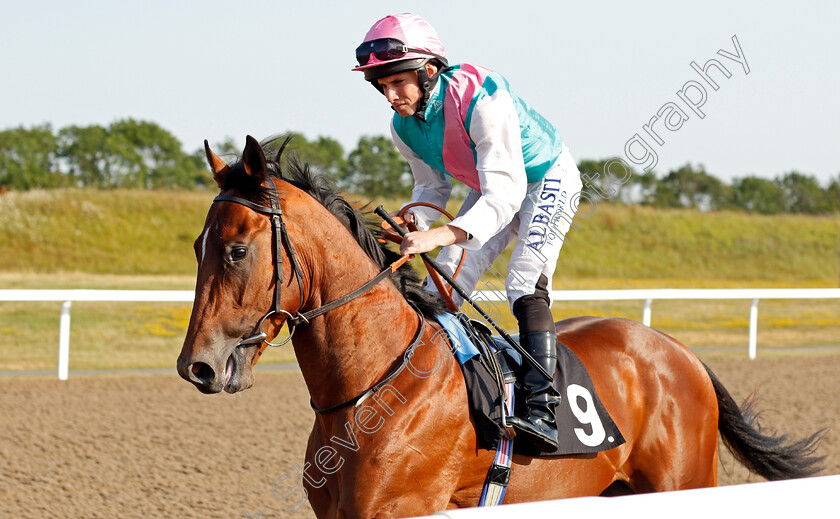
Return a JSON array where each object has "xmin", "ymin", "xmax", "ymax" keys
[
  {"xmin": 1, "ymin": 189, "xmax": 838, "ymax": 283},
  {"xmin": 558, "ymin": 203, "xmax": 840, "ymax": 284},
  {"xmin": 0, "ymin": 189, "xmax": 211, "ymax": 275},
  {"xmin": 1, "ymin": 189, "xmax": 838, "ymax": 371}
]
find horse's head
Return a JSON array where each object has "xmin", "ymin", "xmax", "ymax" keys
[
  {"xmin": 178, "ymin": 135, "xmax": 448, "ymax": 395},
  {"xmin": 177, "ymin": 136, "xmax": 307, "ymax": 394}
]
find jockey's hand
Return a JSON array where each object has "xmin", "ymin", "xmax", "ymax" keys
[
  {"xmin": 400, "ymin": 225, "xmax": 468, "ymax": 255},
  {"xmin": 388, "ymin": 210, "xmax": 415, "ymax": 225}
]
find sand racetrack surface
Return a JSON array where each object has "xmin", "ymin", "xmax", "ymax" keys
[{"xmin": 2, "ymin": 355, "xmax": 838, "ymax": 518}]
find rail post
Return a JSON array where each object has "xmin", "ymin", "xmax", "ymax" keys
[
  {"xmin": 748, "ymin": 298, "xmax": 759, "ymax": 360},
  {"xmin": 58, "ymin": 301, "xmax": 72, "ymax": 380}
]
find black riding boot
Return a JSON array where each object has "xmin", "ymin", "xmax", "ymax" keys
[{"xmin": 507, "ymin": 331, "xmax": 560, "ymax": 451}]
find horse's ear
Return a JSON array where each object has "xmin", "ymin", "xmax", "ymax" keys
[
  {"xmin": 242, "ymin": 135, "xmax": 267, "ymax": 183},
  {"xmin": 204, "ymin": 140, "xmax": 229, "ymax": 188}
]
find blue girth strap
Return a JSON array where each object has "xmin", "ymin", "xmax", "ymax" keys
[{"xmin": 479, "ymin": 380, "xmax": 515, "ymax": 506}]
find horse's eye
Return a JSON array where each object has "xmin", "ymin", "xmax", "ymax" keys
[{"xmin": 231, "ymin": 247, "xmax": 247, "ymax": 261}]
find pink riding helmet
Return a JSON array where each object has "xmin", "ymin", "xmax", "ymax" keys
[{"xmin": 352, "ymin": 13, "xmax": 447, "ymax": 81}]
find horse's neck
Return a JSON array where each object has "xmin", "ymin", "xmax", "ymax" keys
[{"xmin": 291, "ymin": 230, "xmax": 421, "ymax": 411}]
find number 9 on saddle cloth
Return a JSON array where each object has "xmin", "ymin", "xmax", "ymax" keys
[{"xmin": 436, "ymin": 313, "xmax": 625, "ymax": 457}]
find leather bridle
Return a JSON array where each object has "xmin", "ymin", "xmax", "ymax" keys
[
  {"xmin": 211, "ymin": 179, "xmax": 426, "ymax": 413},
  {"xmin": 213, "ymin": 179, "xmax": 306, "ymax": 352}
]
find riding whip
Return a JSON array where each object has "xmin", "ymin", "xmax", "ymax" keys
[{"xmin": 374, "ymin": 205, "xmax": 553, "ymax": 381}]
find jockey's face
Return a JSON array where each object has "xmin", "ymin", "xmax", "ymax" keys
[
  {"xmin": 377, "ymin": 70, "xmax": 423, "ymax": 117},
  {"xmin": 377, "ymin": 64, "xmax": 437, "ymax": 117}
]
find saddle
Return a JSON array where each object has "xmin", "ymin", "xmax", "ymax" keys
[{"xmin": 436, "ymin": 313, "xmax": 625, "ymax": 457}]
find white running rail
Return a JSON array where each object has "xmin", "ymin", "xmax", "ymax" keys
[
  {"xmin": 1, "ymin": 288, "xmax": 839, "ymax": 379},
  {"xmin": 406, "ymin": 474, "xmax": 840, "ymax": 518},
  {"xmin": 0, "ymin": 290, "xmax": 194, "ymax": 380}
]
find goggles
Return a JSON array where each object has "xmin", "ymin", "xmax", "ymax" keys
[{"xmin": 355, "ymin": 38, "xmax": 440, "ymax": 66}]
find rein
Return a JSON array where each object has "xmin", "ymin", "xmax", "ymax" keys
[
  {"xmin": 213, "ymin": 188, "xmax": 409, "ymax": 349},
  {"xmin": 214, "ymin": 181, "xmax": 306, "ymax": 349},
  {"xmin": 286, "ymin": 254, "xmax": 410, "ymax": 328},
  {"xmin": 309, "ymin": 308, "xmax": 426, "ymax": 414},
  {"xmin": 212, "ymin": 180, "xmax": 421, "ymax": 413}
]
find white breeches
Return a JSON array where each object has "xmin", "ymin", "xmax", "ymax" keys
[{"xmin": 425, "ymin": 145, "xmax": 583, "ymax": 311}]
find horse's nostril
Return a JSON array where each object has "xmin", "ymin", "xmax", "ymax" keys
[{"xmin": 191, "ymin": 362, "xmax": 215, "ymax": 384}]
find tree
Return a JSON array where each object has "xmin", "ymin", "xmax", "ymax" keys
[
  {"xmin": 107, "ymin": 119, "xmax": 203, "ymax": 189},
  {"xmin": 625, "ymin": 170, "xmax": 659, "ymax": 205},
  {"xmin": 58, "ymin": 124, "xmax": 111, "ymax": 187},
  {"xmin": 729, "ymin": 176, "xmax": 786, "ymax": 214},
  {"xmin": 343, "ymin": 135, "xmax": 412, "ymax": 197},
  {"xmin": 578, "ymin": 157, "xmax": 643, "ymax": 204},
  {"xmin": 776, "ymin": 171, "xmax": 834, "ymax": 214},
  {"xmin": 827, "ymin": 174, "xmax": 840, "ymax": 213},
  {"xmin": 652, "ymin": 163, "xmax": 727, "ymax": 211},
  {"xmin": 577, "ymin": 158, "xmax": 616, "ymax": 200},
  {"xmin": 208, "ymin": 136, "xmax": 240, "ymax": 158},
  {"xmin": 280, "ymin": 133, "xmax": 346, "ymax": 181},
  {"xmin": 0, "ymin": 125, "xmax": 62, "ymax": 189}
]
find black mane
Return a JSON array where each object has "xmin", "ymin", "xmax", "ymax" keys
[{"xmin": 223, "ymin": 136, "xmax": 446, "ymax": 318}]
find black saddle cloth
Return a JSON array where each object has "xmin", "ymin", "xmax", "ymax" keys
[{"xmin": 459, "ymin": 324, "xmax": 625, "ymax": 457}]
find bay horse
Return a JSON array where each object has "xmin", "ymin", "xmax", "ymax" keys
[{"xmin": 177, "ymin": 136, "xmax": 823, "ymax": 518}]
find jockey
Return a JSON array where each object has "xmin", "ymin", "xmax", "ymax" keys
[{"xmin": 353, "ymin": 13, "xmax": 583, "ymax": 452}]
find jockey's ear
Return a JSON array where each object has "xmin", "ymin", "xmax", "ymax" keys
[
  {"xmin": 425, "ymin": 62, "xmax": 439, "ymax": 76},
  {"xmin": 242, "ymin": 135, "xmax": 267, "ymax": 184},
  {"xmin": 204, "ymin": 140, "xmax": 230, "ymax": 189}
]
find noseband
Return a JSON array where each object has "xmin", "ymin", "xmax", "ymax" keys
[
  {"xmin": 214, "ymin": 179, "xmax": 306, "ymax": 349},
  {"xmin": 212, "ymin": 178, "xmax": 430, "ymax": 414},
  {"xmin": 212, "ymin": 179, "xmax": 412, "ymax": 351}
]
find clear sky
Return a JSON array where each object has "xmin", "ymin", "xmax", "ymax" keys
[{"xmin": 2, "ymin": 0, "xmax": 838, "ymax": 184}]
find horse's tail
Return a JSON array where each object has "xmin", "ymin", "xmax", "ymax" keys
[{"xmin": 702, "ymin": 362, "xmax": 825, "ymax": 480}]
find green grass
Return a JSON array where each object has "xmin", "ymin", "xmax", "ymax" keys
[
  {"xmin": 558, "ymin": 203, "xmax": 840, "ymax": 284},
  {"xmin": 0, "ymin": 296, "xmax": 298, "ymax": 372},
  {"xmin": 0, "ymin": 189, "xmax": 211, "ymax": 274},
  {"xmin": 2, "ymin": 190, "xmax": 839, "ymax": 283},
  {"xmin": 1, "ymin": 189, "xmax": 838, "ymax": 372},
  {"xmin": 3, "ymin": 293, "xmax": 836, "ymax": 372}
]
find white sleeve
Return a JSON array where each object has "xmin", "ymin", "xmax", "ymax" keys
[
  {"xmin": 390, "ymin": 122, "xmax": 452, "ymax": 231},
  {"xmin": 448, "ymin": 90, "xmax": 527, "ymax": 250}
]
